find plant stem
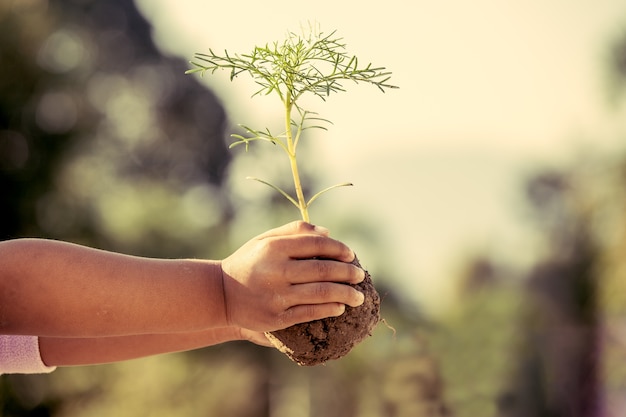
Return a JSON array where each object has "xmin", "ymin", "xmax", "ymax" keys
[
  {"xmin": 284, "ymin": 97, "xmax": 309, "ymax": 222},
  {"xmin": 186, "ymin": 28, "xmax": 397, "ymax": 223}
]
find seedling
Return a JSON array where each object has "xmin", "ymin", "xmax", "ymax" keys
[{"xmin": 186, "ymin": 26, "xmax": 397, "ymax": 222}]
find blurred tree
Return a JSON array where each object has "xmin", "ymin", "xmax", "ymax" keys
[
  {"xmin": 428, "ymin": 18, "xmax": 626, "ymax": 417},
  {"xmin": 500, "ymin": 170, "xmax": 601, "ymax": 417},
  {"xmin": 497, "ymin": 19, "xmax": 626, "ymax": 417},
  {"xmin": 607, "ymin": 24, "xmax": 626, "ymax": 105},
  {"xmin": 0, "ymin": 0, "xmax": 231, "ymax": 255},
  {"xmin": 0, "ymin": 0, "xmax": 236, "ymax": 415}
]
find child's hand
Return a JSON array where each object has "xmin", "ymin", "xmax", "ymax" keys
[{"xmin": 220, "ymin": 221, "xmax": 366, "ymax": 332}]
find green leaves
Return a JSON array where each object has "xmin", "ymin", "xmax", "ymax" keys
[
  {"xmin": 229, "ymin": 109, "xmax": 330, "ymax": 153},
  {"xmin": 187, "ymin": 26, "xmax": 397, "ymax": 221},
  {"xmin": 186, "ymin": 29, "xmax": 398, "ymax": 108}
]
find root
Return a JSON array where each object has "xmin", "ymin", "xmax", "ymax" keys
[{"xmin": 380, "ymin": 318, "xmax": 397, "ymax": 340}]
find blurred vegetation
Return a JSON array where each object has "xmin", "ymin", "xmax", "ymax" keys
[
  {"xmin": 0, "ymin": 0, "xmax": 232, "ymax": 258},
  {"xmin": 3, "ymin": 0, "xmax": 626, "ymax": 416}
]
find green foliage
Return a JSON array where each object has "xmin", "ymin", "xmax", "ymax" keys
[
  {"xmin": 186, "ymin": 28, "xmax": 396, "ymax": 103},
  {"xmin": 187, "ymin": 26, "xmax": 398, "ymax": 222}
]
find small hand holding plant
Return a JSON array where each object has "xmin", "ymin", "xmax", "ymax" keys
[{"xmin": 187, "ymin": 25, "xmax": 397, "ymax": 365}]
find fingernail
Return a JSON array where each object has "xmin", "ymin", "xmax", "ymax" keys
[
  {"xmin": 358, "ymin": 268, "xmax": 366, "ymax": 282},
  {"xmin": 356, "ymin": 291, "xmax": 365, "ymax": 306}
]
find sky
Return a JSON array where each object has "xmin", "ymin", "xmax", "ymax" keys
[{"xmin": 137, "ymin": 0, "xmax": 626, "ymax": 314}]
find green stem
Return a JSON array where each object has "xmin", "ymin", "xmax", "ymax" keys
[{"xmin": 284, "ymin": 97, "xmax": 309, "ymax": 222}]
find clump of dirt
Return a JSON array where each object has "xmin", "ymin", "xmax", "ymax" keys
[{"xmin": 266, "ymin": 256, "xmax": 380, "ymax": 366}]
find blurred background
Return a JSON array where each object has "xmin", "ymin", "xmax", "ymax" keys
[{"xmin": 2, "ymin": 0, "xmax": 626, "ymax": 415}]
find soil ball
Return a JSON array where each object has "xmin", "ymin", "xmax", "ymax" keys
[{"xmin": 266, "ymin": 256, "xmax": 380, "ymax": 366}]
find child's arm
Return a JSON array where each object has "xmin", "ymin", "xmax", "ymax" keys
[
  {"xmin": 38, "ymin": 327, "xmax": 270, "ymax": 367},
  {"xmin": 0, "ymin": 239, "xmax": 228, "ymax": 337},
  {"xmin": 0, "ymin": 221, "xmax": 365, "ymax": 366}
]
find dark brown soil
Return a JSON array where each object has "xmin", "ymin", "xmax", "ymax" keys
[{"xmin": 266, "ymin": 256, "xmax": 380, "ymax": 366}]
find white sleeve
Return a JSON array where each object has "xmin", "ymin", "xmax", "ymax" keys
[{"xmin": 0, "ymin": 335, "xmax": 57, "ymax": 375}]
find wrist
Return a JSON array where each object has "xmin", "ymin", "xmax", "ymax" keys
[{"xmin": 182, "ymin": 259, "xmax": 231, "ymax": 331}]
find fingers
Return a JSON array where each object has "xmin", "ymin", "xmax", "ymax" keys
[
  {"xmin": 222, "ymin": 221, "xmax": 366, "ymax": 332},
  {"xmin": 265, "ymin": 234, "xmax": 355, "ymax": 264},
  {"xmin": 287, "ymin": 258, "xmax": 365, "ymax": 284},
  {"xmin": 254, "ymin": 221, "xmax": 354, "ymax": 262},
  {"xmin": 272, "ymin": 282, "xmax": 365, "ymax": 328},
  {"xmin": 279, "ymin": 303, "xmax": 347, "ymax": 328},
  {"xmin": 288, "ymin": 282, "xmax": 365, "ymax": 308}
]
